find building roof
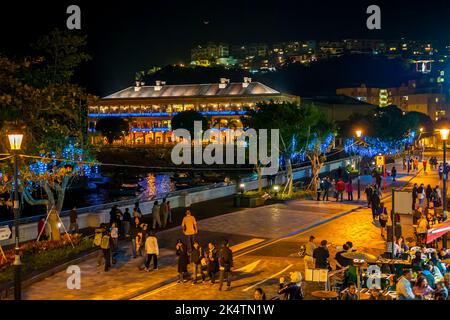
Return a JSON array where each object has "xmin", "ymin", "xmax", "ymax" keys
[{"xmin": 103, "ymin": 82, "xmax": 281, "ymax": 100}]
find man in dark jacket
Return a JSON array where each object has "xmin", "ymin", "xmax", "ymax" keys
[
  {"xmin": 313, "ymin": 240, "xmax": 330, "ymax": 270},
  {"xmin": 370, "ymin": 192, "xmax": 381, "ymax": 221},
  {"xmin": 218, "ymin": 240, "xmax": 233, "ymax": 291},
  {"xmin": 191, "ymin": 241, "xmax": 206, "ymax": 284},
  {"xmin": 322, "ymin": 177, "xmax": 331, "ymax": 201},
  {"xmin": 130, "ymin": 217, "xmax": 141, "ymax": 258},
  {"xmin": 365, "ymin": 185, "xmax": 373, "ymax": 208},
  {"xmin": 206, "ymin": 242, "xmax": 219, "ymax": 284}
]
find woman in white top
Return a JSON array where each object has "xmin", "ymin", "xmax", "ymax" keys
[{"xmin": 110, "ymin": 222, "xmax": 119, "ymax": 253}]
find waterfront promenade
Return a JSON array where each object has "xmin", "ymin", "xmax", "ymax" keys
[{"xmin": 22, "ymin": 163, "xmax": 418, "ymax": 300}]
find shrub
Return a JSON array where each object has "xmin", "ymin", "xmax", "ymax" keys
[{"xmin": 0, "ymin": 235, "xmax": 92, "ymax": 284}]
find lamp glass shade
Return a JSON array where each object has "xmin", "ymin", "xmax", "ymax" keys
[
  {"xmin": 8, "ymin": 134, "xmax": 23, "ymax": 150},
  {"xmin": 355, "ymin": 130, "xmax": 362, "ymax": 138},
  {"xmin": 440, "ymin": 128, "xmax": 450, "ymax": 141}
]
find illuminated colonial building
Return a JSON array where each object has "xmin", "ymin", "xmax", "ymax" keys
[{"xmin": 88, "ymin": 78, "xmax": 299, "ymax": 146}]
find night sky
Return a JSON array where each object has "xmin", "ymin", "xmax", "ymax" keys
[{"xmin": 1, "ymin": 0, "xmax": 450, "ymax": 95}]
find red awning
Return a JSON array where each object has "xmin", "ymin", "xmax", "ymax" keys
[{"xmin": 425, "ymin": 220, "xmax": 450, "ymax": 244}]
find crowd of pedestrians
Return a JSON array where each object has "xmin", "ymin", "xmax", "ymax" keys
[
  {"xmin": 93, "ymin": 201, "xmax": 235, "ymax": 291},
  {"xmin": 316, "ymin": 176, "xmax": 355, "ymax": 203}
]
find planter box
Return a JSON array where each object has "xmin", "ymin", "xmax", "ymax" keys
[{"xmin": 234, "ymin": 195, "xmax": 266, "ymax": 208}]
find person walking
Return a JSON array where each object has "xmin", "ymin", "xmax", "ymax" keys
[
  {"xmin": 336, "ymin": 179, "xmax": 345, "ymax": 202},
  {"xmin": 303, "ymin": 235, "xmax": 316, "ymax": 270},
  {"xmin": 109, "ymin": 205, "xmax": 118, "ymax": 226},
  {"xmin": 316, "ymin": 181, "xmax": 322, "ymax": 201},
  {"xmin": 365, "ymin": 185, "xmax": 373, "ymax": 208},
  {"xmin": 346, "ymin": 179, "xmax": 354, "ymax": 201},
  {"xmin": 322, "ymin": 177, "xmax": 330, "ymax": 201},
  {"xmin": 423, "ymin": 158, "xmax": 428, "ymax": 173},
  {"xmin": 133, "ymin": 207, "xmax": 142, "ymax": 219},
  {"xmin": 144, "ymin": 231, "xmax": 159, "ymax": 271},
  {"xmin": 110, "ymin": 222, "xmax": 119, "ymax": 254},
  {"xmin": 152, "ymin": 201, "xmax": 162, "ymax": 229},
  {"xmin": 370, "ymin": 190, "xmax": 381, "ymax": 221},
  {"xmin": 218, "ymin": 240, "xmax": 233, "ymax": 291},
  {"xmin": 191, "ymin": 241, "xmax": 206, "ymax": 284},
  {"xmin": 206, "ymin": 242, "xmax": 219, "ymax": 284},
  {"xmin": 182, "ymin": 209, "xmax": 198, "ymax": 252},
  {"xmin": 412, "ymin": 183, "xmax": 418, "ymax": 210},
  {"xmin": 100, "ymin": 227, "xmax": 112, "ymax": 272},
  {"xmin": 167, "ymin": 200, "xmax": 173, "ymax": 224},
  {"xmin": 137, "ymin": 223, "xmax": 149, "ymax": 270},
  {"xmin": 176, "ymin": 239, "xmax": 189, "ymax": 283},
  {"xmin": 160, "ymin": 198, "xmax": 169, "ymax": 228},
  {"xmin": 378, "ymin": 203, "xmax": 388, "ymax": 238},
  {"xmin": 418, "ymin": 183, "xmax": 426, "ymax": 207},
  {"xmin": 115, "ymin": 206, "xmax": 123, "ymax": 235},
  {"xmin": 130, "ymin": 217, "xmax": 141, "ymax": 258},
  {"xmin": 93, "ymin": 224, "xmax": 105, "ymax": 266},
  {"xmin": 439, "ymin": 163, "xmax": 444, "ymax": 180},
  {"xmin": 69, "ymin": 206, "xmax": 78, "ymax": 233},
  {"xmin": 414, "ymin": 157, "xmax": 419, "ymax": 171},
  {"xmin": 134, "ymin": 202, "xmax": 142, "ymax": 218},
  {"xmin": 375, "ymin": 173, "xmax": 382, "ymax": 190},
  {"xmin": 122, "ymin": 208, "xmax": 132, "ymax": 237},
  {"xmin": 425, "ymin": 184, "xmax": 434, "ymax": 208},
  {"xmin": 330, "ymin": 179, "xmax": 336, "ymax": 201},
  {"xmin": 434, "ymin": 186, "xmax": 442, "ymax": 208},
  {"xmin": 391, "ymin": 166, "xmax": 397, "ymax": 182}
]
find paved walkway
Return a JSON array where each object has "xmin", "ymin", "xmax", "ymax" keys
[{"xmin": 21, "ymin": 160, "xmax": 418, "ymax": 300}]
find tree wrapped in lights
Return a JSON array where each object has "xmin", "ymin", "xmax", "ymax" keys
[
  {"xmin": 340, "ymin": 106, "xmax": 431, "ymax": 158},
  {"xmin": 243, "ymin": 102, "xmax": 335, "ymax": 195},
  {"xmin": 0, "ymin": 143, "xmax": 97, "ymax": 241},
  {"xmin": 0, "ymin": 29, "xmax": 97, "ymax": 241}
]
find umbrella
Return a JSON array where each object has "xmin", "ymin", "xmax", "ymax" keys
[{"xmin": 341, "ymin": 251, "xmax": 378, "ymax": 263}]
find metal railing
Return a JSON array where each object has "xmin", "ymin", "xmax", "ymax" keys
[{"xmin": 0, "ymin": 157, "xmax": 352, "ymax": 226}]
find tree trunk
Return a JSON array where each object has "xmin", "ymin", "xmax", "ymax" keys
[
  {"xmin": 285, "ymin": 156, "xmax": 293, "ymax": 196},
  {"xmin": 308, "ymin": 152, "xmax": 324, "ymax": 192},
  {"xmin": 256, "ymin": 163, "xmax": 262, "ymax": 193}
]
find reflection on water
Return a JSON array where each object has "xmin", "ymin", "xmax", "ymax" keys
[
  {"xmin": 0, "ymin": 173, "xmax": 178, "ymax": 222},
  {"xmin": 139, "ymin": 174, "xmax": 176, "ymax": 200}
]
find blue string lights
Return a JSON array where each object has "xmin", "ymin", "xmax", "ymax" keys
[{"xmin": 344, "ymin": 131, "xmax": 416, "ymax": 157}]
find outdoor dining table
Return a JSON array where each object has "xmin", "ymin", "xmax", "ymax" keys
[{"xmin": 311, "ymin": 290, "xmax": 339, "ymax": 300}]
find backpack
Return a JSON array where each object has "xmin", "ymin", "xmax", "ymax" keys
[
  {"xmin": 93, "ymin": 231, "xmax": 103, "ymax": 246},
  {"xmin": 100, "ymin": 235, "xmax": 110, "ymax": 249}
]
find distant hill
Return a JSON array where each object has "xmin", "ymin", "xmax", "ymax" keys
[{"xmin": 142, "ymin": 55, "xmax": 429, "ymax": 97}]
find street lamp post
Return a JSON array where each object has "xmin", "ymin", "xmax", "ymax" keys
[
  {"xmin": 439, "ymin": 126, "xmax": 449, "ymax": 250},
  {"xmin": 7, "ymin": 131, "xmax": 23, "ymax": 300},
  {"xmin": 355, "ymin": 130, "xmax": 363, "ymax": 200},
  {"xmin": 419, "ymin": 127, "xmax": 424, "ymax": 160}
]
